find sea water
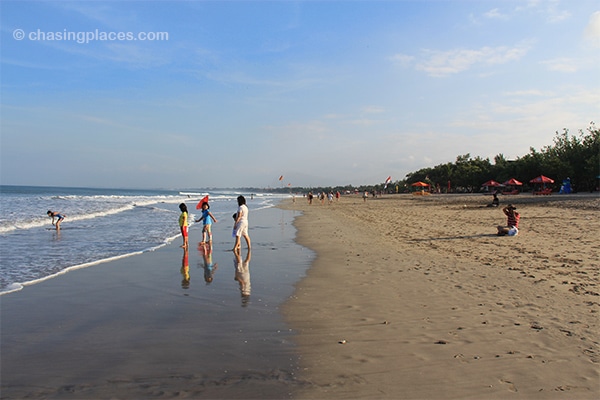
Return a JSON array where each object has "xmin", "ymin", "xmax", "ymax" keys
[{"xmin": 0, "ymin": 185, "xmax": 287, "ymax": 294}]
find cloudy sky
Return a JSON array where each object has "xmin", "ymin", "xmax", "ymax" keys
[{"xmin": 2, "ymin": 0, "xmax": 599, "ymax": 189}]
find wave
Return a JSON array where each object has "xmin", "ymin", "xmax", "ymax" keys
[
  {"xmin": 0, "ymin": 233, "xmax": 181, "ymax": 296},
  {"xmin": 0, "ymin": 204, "xmax": 136, "ymax": 234},
  {"xmin": 0, "ymin": 195, "xmax": 192, "ymax": 235}
]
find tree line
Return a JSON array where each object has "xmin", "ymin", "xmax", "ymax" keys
[
  {"xmin": 402, "ymin": 123, "xmax": 599, "ymax": 193},
  {"xmin": 277, "ymin": 122, "xmax": 598, "ymax": 195}
]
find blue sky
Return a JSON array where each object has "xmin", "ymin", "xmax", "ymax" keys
[{"xmin": 2, "ymin": 0, "xmax": 599, "ymax": 189}]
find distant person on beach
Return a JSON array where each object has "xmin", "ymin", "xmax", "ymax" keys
[
  {"xmin": 232, "ymin": 195, "xmax": 251, "ymax": 253},
  {"xmin": 487, "ymin": 193, "xmax": 499, "ymax": 207},
  {"xmin": 195, "ymin": 202, "xmax": 218, "ymax": 244},
  {"xmin": 47, "ymin": 210, "xmax": 65, "ymax": 230},
  {"xmin": 497, "ymin": 204, "xmax": 520, "ymax": 236},
  {"xmin": 178, "ymin": 203, "xmax": 189, "ymax": 249},
  {"xmin": 307, "ymin": 192, "xmax": 313, "ymax": 204}
]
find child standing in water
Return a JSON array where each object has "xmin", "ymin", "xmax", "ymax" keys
[
  {"xmin": 47, "ymin": 210, "xmax": 65, "ymax": 230},
  {"xmin": 178, "ymin": 203, "xmax": 189, "ymax": 249},
  {"xmin": 195, "ymin": 202, "xmax": 218, "ymax": 244}
]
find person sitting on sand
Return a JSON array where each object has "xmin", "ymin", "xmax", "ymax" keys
[
  {"xmin": 47, "ymin": 210, "xmax": 65, "ymax": 230},
  {"xmin": 497, "ymin": 204, "xmax": 520, "ymax": 236},
  {"xmin": 487, "ymin": 193, "xmax": 499, "ymax": 207}
]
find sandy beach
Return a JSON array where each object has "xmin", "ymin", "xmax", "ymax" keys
[
  {"xmin": 1, "ymin": 193, "xmax": 598, "ymax": 399},
  {"xmin": 281, "ymin": 192, "xmax": 599, "ymax": 399}
]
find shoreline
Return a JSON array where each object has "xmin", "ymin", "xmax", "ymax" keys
[{"xmin": 281, "ymin": 192, "xmax": 599, "ymax": 399}]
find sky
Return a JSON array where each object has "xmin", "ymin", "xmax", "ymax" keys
[{"xmin": 1, "ymin": 0, "xmax": 599, "ymax": 189}]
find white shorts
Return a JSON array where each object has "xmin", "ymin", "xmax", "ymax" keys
[
  {"xmin": 235, "ymin": 220, "xmax": 248, "ymax": 237},
  {"xmin": 507, "ymin": 226, "xmax": 519, "ymax": 236}
]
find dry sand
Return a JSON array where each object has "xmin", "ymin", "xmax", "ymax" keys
[{"xmin": 281, "ymin": 193, "xmax": 599, "ymax": 399}]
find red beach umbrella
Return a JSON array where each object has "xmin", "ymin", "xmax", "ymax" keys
[
  {"xmin": 481, "ymin": 179, "xmax": 501, "ymax": 187},
  {"xmin": 503, "ymin": 178, "xmax": 523, "ymax": 186},
  {"xmin": 529, "ymin": 175, "xmax": 554, "ymax": 184}
]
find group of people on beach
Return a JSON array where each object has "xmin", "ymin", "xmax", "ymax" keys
[{"xmin": 177, "ymin": 195, "xmax": 251, "ymax": 253}]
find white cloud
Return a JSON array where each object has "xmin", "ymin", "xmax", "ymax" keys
[
  {"xmin": 389, "ymin": 53, "xmax": 415, "ymax": 68},
  {"xmin": 584, "ymin": 11, "xmax": 600, "ymax": 48},
  {"xmin": 362, "ymin": 106, "xmax": 385, "ymax": 114},
  {"xmin": 514, "ymin": 0, "xmax": 571, "ymax": 23},
  {"xmin": 541, "ymin": 57, "xmax": 579, "ymax": 73},
  {"xmin": 484, "ymin": 8, "xmax": 508, "ymax": 20},
  {"xmin": 414, "ymin": 43, "xmax": 531, "ymax": 77}
]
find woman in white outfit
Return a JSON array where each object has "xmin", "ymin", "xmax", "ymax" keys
[{"xmin": 233, "ymin": 195, "xmax": 251, "ymax": 253}]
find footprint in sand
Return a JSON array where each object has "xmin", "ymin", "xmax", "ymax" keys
[{"xmin": 500, "ymin": 379, "xmax": 518, "ymax": 392}]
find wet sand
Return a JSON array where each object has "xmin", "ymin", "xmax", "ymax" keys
[
  {"xmin": 281, "ymin": 193, "xmax": 599, "ymax": 399},
  {"xmin": 0, "ymin": 206, "xmax": 312, "ymax": 399}
]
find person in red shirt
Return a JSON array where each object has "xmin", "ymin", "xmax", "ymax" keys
[{"xmin": 497, "ymin": 204, "xmax": 520, "ymax": 236}]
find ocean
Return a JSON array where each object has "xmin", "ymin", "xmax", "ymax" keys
[{"xmin": 0, "ymin": 185, "xmax": 289, "ymax": 294}]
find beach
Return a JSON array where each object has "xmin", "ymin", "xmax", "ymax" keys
[
  {"xmin": 281, "ymin": 193, "xmax": 599, "ymax": 399},
  {"xmin": 1, "ymin": 192, "xmax": 598, "ymax": 399}
]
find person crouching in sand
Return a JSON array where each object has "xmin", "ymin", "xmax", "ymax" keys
[{"xmin": 497, "ymin": 204, "xmax": 520, "ymax": 236}]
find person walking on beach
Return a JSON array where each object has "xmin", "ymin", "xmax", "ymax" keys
[
  {"xmin": 232, "ymin": 195, "xmax": 251, "ymax": 253},
  {"xmin": 178, "ymin": 203, "xmax": 189, "ymax": 249},
  {"xmin": 497, "ymin": 204, "xmax": 520, "ymax": 236},
  {"xmin": 195, "ymin": 202, "xmax": 218, "ymax": 244},
  {"xmin": 47, "ymin": 210, "xmax": 65, "ymax": 230}
]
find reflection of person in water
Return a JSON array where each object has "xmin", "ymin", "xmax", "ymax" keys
[
  {"xmin": 234, "ymin": 248, "xmax": 251, "ymax": 306},
  {"xmin": 180, "ymin": 247, "xmax": 190, "ymax": 289},
  {"xmin": 198, "ymin": 242, "xmax": 218, "ymax": 284}
]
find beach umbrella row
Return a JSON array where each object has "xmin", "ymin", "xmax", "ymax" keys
[
  {"xmin": 481, "ymin": 178, "xmax": 524, "ymax": 187},
  {"xmin": 480, "ymin": 176, "xmax": 554, "ymax": 187}
]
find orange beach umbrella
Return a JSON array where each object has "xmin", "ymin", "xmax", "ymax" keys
[{"xmin": 411, "ymin": 181, "xmax": 430, "ymax": 187}]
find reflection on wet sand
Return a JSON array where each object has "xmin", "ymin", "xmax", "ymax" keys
[
  {"xmin": 180, "ymin": 247, "xmax": 190, "ymax": 289},
  {"xmin": 234, "ymin": 248, "xmax": 251, "ymax": 306},
  {"xmin": 198, "ymin": 242, "xmax": 218, "ymax": 284}
]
